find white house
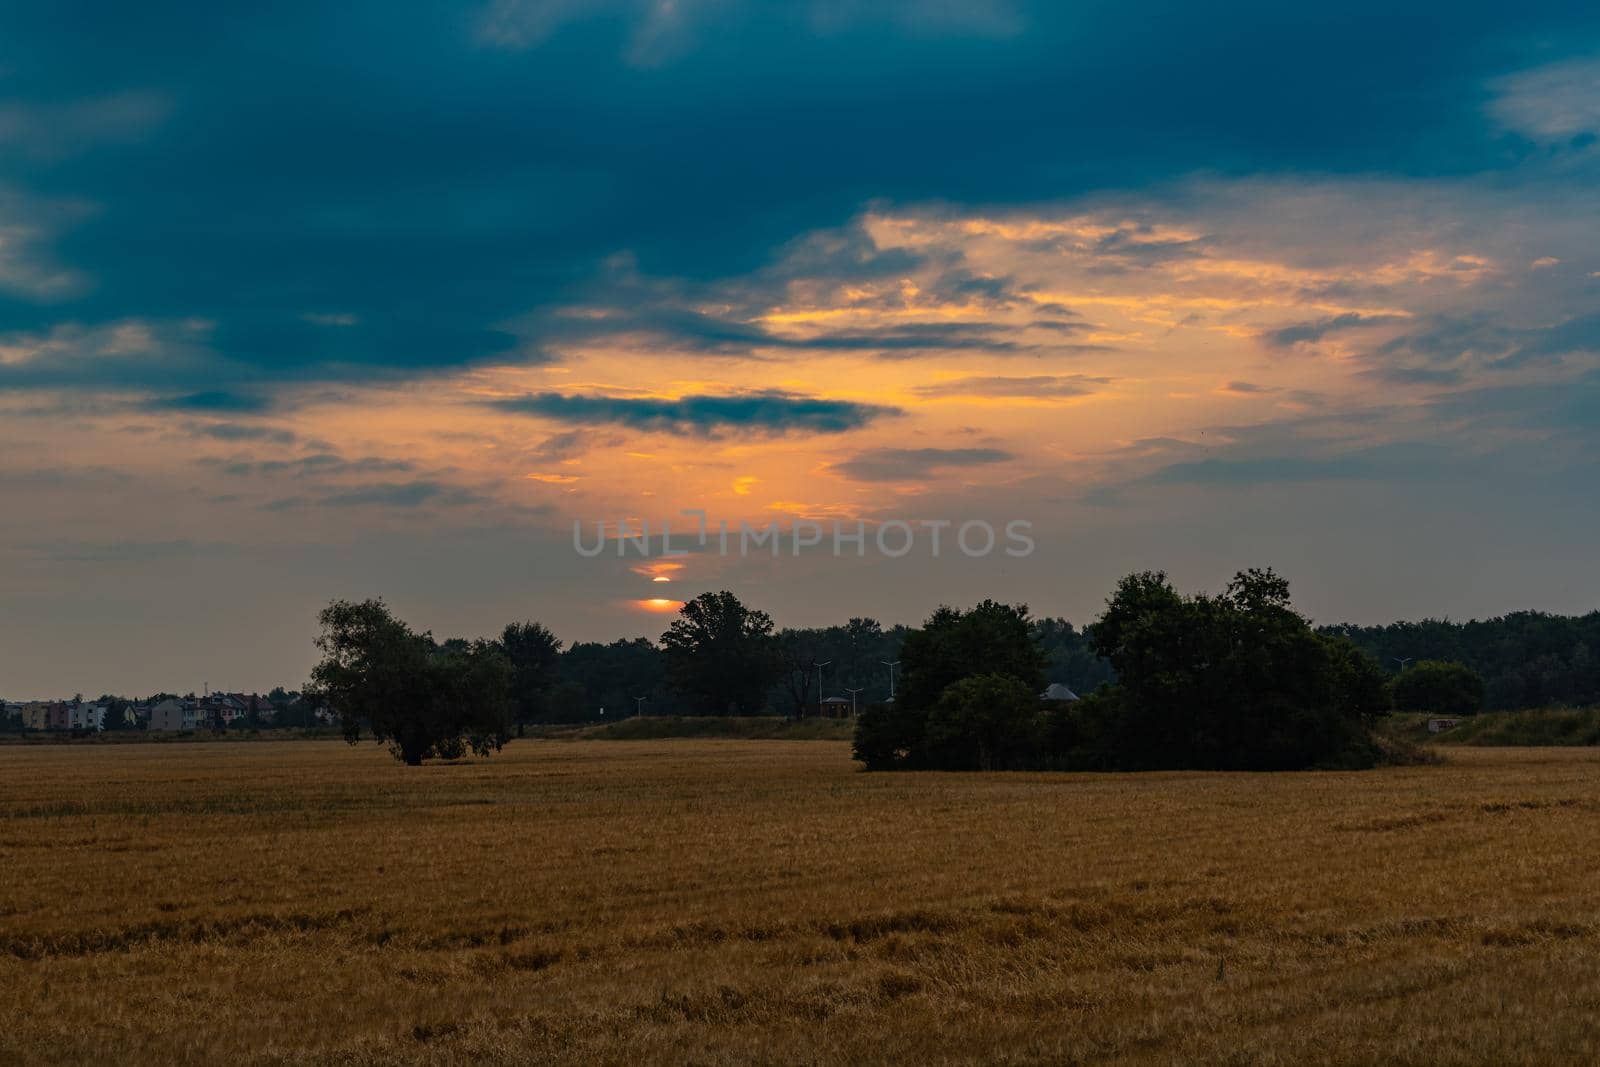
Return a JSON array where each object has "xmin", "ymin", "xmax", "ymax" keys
[
  {"xmin": 149, "ymin": 698, "xmax": 195, "ymax": 733},
  {"xmin": 67, "ymin": 704, "xmax": 107, "ymax": 731}
]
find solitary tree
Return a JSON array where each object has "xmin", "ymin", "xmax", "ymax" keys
[
  {"xmin": 661, "ymin": 591, "xmax": 780, "ymax": 715},
  {"xmin": 306, "ymin": 599, "xmax": 513, "ymax": 765}
]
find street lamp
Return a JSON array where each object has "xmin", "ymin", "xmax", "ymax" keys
[
  {"xmin": 844, "ymin": 686, "xmax": 864, "ymax": 717},
  {"xmin": 881, "ymin": 660, "xmax": 900, "ymax": 700}
]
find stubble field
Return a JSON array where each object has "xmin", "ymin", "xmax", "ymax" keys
[{"xmin": 2, "ymin": 738, "xmax": 1598, "ymax": 1065}]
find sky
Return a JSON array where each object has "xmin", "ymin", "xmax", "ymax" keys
[{"xmin": 4, "ymin": 2, "xmax": 1600, "ymax": 696}]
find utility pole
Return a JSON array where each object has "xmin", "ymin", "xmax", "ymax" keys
[
  {"xmin": 881, "ymin": 660, "xmax": 900, "ymax": 701},
  {"xmin": 845, "ymin": 686, "xmax": 864, "ymax": 717},
  {"xmin": 816, "ymin": 660, "xmax": 831, "ymax": 714}
]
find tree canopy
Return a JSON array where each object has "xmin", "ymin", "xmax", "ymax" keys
[
  {"xmin": 1075, "ymin": 569, "xmax": 1390, "ymax": 770},
  {"xmin": 500, "ymin": 621, "xmax": 563, "ymax": 723},
  {"xmin": 1390, "ymin": 660, "xmax": 1485, "ymax": 716},
  {"xmin": 1322, "ymin": 611, "xmax": 1600, "ymax": 710},
  {"xmin": 306, "ymin": 599, "xmax": 513, "ymax": 765},
  {"xmin": 661, "ymin": 591, "xmax": 781, "ymax": 715},
  {"xmin": 855, "ymin": 572, "xmax": 1394, "ymax": 773},
  {"xmin": 854, "ymin": 599, "xmax": 1046, "ymax": 769}
]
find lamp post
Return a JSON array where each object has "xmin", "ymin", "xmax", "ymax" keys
[
  {"xmin": 1394, "ymin": 657, "xmax": 1413, "ymax": 672},
  {"xmin": 844, "ymin": 686, "xmax": 864, "ymax": 717},
  {"xmin": 815, "ymin": 660, "xmax": 831, "ymax": 714},
  {"xmin": 881, "ymin": 660, "xmax": 900, "ymax": 700}
]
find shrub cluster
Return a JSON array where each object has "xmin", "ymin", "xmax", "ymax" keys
[{"xmin": 855, "ymin": 569, "xmax": 1393, "ymax": 772}]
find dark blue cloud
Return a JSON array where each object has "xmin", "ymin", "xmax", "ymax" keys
[
  {"xmin": 207, "ymin": 453, "xmax": 416, "ymax": 478},
  {"xmin": 1497, "ymin": 310, "xmax": 1600, "ymax": 368},
  {"xmin": 1428, "ymin": 372, "xmax": 1600, "ymax": 434},
  {"xmin": 829, "ymin": 446, "xmax": 1015, "ymax": 482},
  {"xmin": 489, "ymin": 390, "xmax": 899, "ymax": 436},
  {"xmin": 1, "ymin": 2, "xmax": 1598, "ymax": 395},
  {"xmin": 911, "ymin": 374, "xmax": 1109, "ymax": 398},
  {"xmin": 318, "ymin": 481, "xmax": 485, "ymax": 508},
  {"xmin": 144, "ymin": 390, "xmax": 272, "ymax": 413},
  {"xmin": 1262, "ymin": 313, "xmax": 1405, "ymax": 348},
  {"xmin": 191, "ymin": 422, "xmax": 297, "ymax": 445},
  {"xmin": 541, "ymin": 306, "xmax": 1035, "ymax": 357},
  {"xmin": 1347, "ymin": 310, "xmax": 1600, "ymax": 379}
]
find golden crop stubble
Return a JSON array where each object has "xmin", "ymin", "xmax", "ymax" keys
[{"xmin": 1, "ymin": 740, "xmax": 1598, "ymax": 1065}]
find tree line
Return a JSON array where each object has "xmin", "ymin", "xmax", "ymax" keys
[
  {"xmin": 1319, "ymin": 612, "xmax": 1600, "ymax": 711},
  {"xmin": 309, "ymin": 567, "xmax": 1542, "ymax": 769},
  {"xmin": 302, "ymin": 590, "xmax": 1117, "ymax": 765}
]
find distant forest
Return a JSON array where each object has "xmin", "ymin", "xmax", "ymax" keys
[
  {"xmin": 1319, "ymin": 612, "xmax": 1600, "ymax": 711},
  {"xmin": 547, "ymin": 610, "xmax": 1598, "ymax": 722}
]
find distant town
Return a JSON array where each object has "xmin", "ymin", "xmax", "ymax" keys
[{"xmin": 2, "ymin": 691, "xmax": 333, "ymax": 735}]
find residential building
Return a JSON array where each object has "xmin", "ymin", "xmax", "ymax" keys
[
  {"xmin": 68, "ymin": 704, "xmax": 106, "ymax": 731},
  {"xmin": 149, "ymin": 698, "xmax": 196, "ymax": 733}
]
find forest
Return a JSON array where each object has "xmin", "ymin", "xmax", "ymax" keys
[{"xmin": 528, "ymin": 607, "xmax": 1597, "ymax": 723}]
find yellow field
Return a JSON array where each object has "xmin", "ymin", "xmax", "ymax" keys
[{"xmin": 3, "ymin": 740, "xmax": 1598, "ymax": 1065}]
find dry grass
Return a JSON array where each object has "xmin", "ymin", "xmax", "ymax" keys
[{"xmin": 3, "ymin": 740, "xmax": 1599, "ymax": 1065}]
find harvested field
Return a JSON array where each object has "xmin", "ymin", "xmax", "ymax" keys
[{"xmin": 2, "ymin": 740, "xmax": 1598, "ymax": 1064}]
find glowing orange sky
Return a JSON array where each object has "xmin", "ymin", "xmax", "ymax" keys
[{"xmin": 4, "ymin": 182, "xmax": 1599, "ymax": 692}]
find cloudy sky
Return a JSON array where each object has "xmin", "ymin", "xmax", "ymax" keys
[{"xmin": 4, "ymin": 2, "xmax": 1600, "ymax": 696}]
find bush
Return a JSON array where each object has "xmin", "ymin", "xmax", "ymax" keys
[
  {"xmin": 1390, "ymin": 660, "xmax": 1484, "ymax": 716},
  {"xmin": 925, "ymin": 674, "xmax": 1042, "ymax": 770},
  {"xmin": 853, "ymin": 699, "xmax": 930, "ymax": 770}
]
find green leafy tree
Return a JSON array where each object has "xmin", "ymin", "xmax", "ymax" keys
[
  {"xmin": 1079, "ymin": 568, "xmax": 1387, "ymax": 770},
  {"xmin": 898, "ymin": 600, "xmax": 1048, "ymax": 712},
  {"xmin": 1320, "ymin": 609, "xmax": 1600, "ymax": 710},
  {"xmin": 1390, "ymin": 660, "xmax": 1484, "ymax": 716},
  {"xmin": 306, "ymin": 599, "xmax": 513, "ymax": 765},
  {"xmin": 546, "ymin": 680, "xmax": 587, "ymax": 721},
  {"xmin": 854, "ymin": 599, "xmax": 1046, "ymax": 769},
  {"xmin": 1031, "ymin": 617, "xmax": 1116, "ymax": 693},
  {"xmin": 777, "ymin": 630, "xmax": 821, "ymax": 717},
  {"xmin": 278, "ymin": 697, "xmax": 318, "ymax": 729},
  {"xmin": 851, "ymin": 698, "xmax": 927, "ymax": 770},
  {"xmin": 500, "ymin": 621, "xmax": 563, "ymax": 723},
  {"xmin": 767, "ymin": 620, "xmax": 908, "ymax": 711},
  {"xmin": 559, "ymin": 637, "xmax": 674, "ymax": 721},
  {"xmin": 661, "ymin": 591, "xmax": 780, "ymax": 715},
  {"xmin": 925, "ymin": 673, "xmax": 1042, "ymax": 770},
  {"xmin": 99, "ymin": 697, "xmax": 131, "ymax": 731}
]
